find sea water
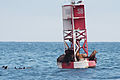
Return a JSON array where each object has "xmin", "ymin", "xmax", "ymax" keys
[{"xmin": 0, "ymin": 42, "xmax": 120, "ymax": 80}]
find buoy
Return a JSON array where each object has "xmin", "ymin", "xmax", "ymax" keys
[{"xmin": 57, "ymin": 0, "xmax": 97, "ymax": 69}]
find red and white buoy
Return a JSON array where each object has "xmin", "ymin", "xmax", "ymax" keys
[
  {"xmin": 57, "ymin": 59, "xmax": 96, "ymax": 69},
  {"xmin": 57, "ymin": 0, "xmax": 96, "ymax": 69}
]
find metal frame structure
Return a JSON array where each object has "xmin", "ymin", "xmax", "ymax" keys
[{"xmin": 62, "ymin": 1, "xmax": 88, "ymax": 61}]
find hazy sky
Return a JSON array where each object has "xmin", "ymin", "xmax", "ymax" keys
[{"xmin": 0, "ymin": 0, "xmax": 120, "ymax": 42}]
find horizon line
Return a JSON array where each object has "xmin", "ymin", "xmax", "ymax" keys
[{"xmin": 0, "ymin": 40, "xmax": 120, "ymax": 43}]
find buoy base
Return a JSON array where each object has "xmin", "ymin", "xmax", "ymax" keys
[{"xmin": 57, "ymin": 58, "xmax": 96, "ymax": 69}]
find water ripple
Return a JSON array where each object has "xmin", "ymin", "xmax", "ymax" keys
[{"xmin": 0, "ymin": 42, "xmax": 120, "ymax": 80}]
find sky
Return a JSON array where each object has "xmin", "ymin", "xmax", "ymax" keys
[{"xmin": 0, "ymin": 0, "xmax": 120, "ymax": 42}]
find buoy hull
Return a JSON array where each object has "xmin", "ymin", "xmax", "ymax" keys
[{"xmin": 57, "ymin": 59, "xmax": 96, "ymax": 69}]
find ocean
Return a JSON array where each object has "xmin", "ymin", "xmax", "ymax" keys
[{"xmin": 0, "ymin": 42, "xmax": 120, "ymax": 80}]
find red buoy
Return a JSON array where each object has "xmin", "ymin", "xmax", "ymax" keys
[{"xmin": 57, "ymin": 0, "xmax": 97, "ymax": 69}]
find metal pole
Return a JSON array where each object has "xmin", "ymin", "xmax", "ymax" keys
[{"xmin": 71, "ymin": 5, "xmax": 77, "ymax": 61}]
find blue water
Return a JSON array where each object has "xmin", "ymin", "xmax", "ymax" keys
[{"xmin": 0, "ymin": 42, "xmax": 120, "ymax": 80}]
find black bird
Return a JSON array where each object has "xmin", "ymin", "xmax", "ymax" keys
[
  {"xmin": 71, "ymin": 1, "xmax": 75, "ymax": 4},
  {"xmin": 23, "ymin": 67, "xmax": 25, "ymax": 69},
  {"xmin": 2, "ymin": 66, "xmax": 8, "ymax": 69},
  {"xmin": 4, "ymin": 66, "xmax": 8, "ymax": 69},
  {"xmin": 2, "ymin": 66, "xmax": 5, "ymax": 68},
  {"xmin": 77, "ymin": 1, "xmax": 82, "ymax": 4}
]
